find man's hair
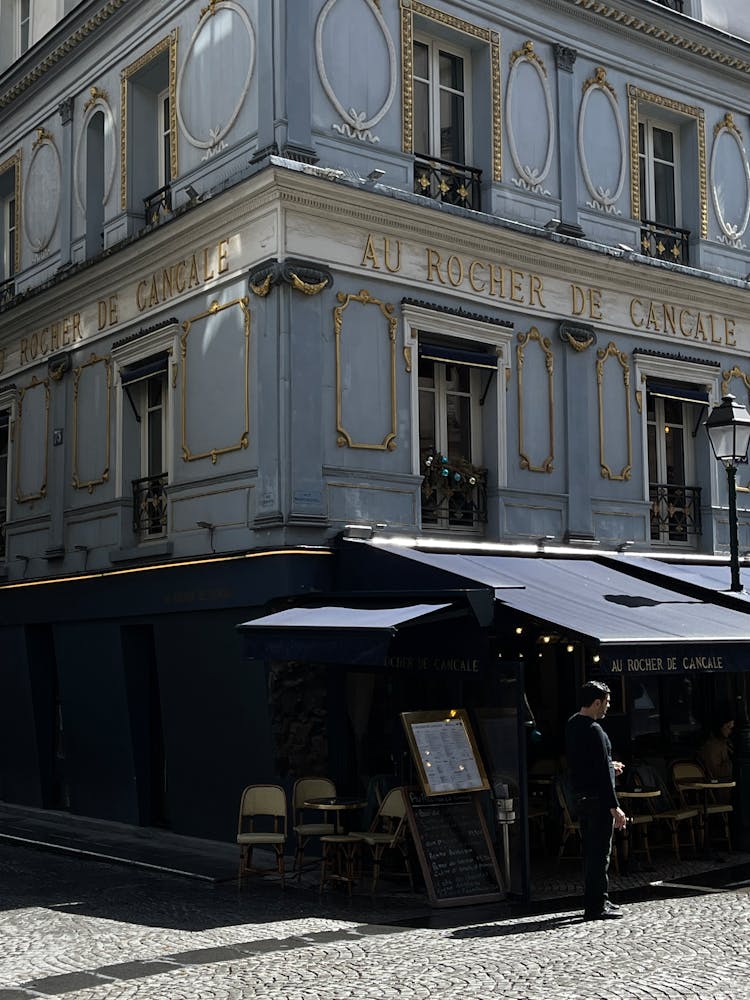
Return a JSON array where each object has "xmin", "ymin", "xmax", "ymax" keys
[{"xmin": 580, "ymin": 680, "xmax": 610, "ymax": 707}]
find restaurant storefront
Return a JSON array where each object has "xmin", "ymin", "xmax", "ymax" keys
[{"xmin": 239, "ymin": 535, "xmax": 750, "ymax": 898}]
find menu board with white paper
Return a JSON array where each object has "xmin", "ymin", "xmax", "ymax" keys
[{"xmin": 401, "ymin": 709, "xmax": 490, "ymax": 796}]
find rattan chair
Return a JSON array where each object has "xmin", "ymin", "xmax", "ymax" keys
[
  {"xmin": 292, "ymin": 776, "xmax": 337, "ymax": 877},
  {"xmin": 349, "ymin": 787, "xmax": 413, "ymax": 893},
  {"xmin": 236, "ymin": 784, "xmax": 288, "ymax": 886},
  {"xmin": 671, "ymin": 759, "xmax": 732, "ymax": 851}
]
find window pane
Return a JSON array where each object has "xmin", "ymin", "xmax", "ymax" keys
[
  {"xmin": 419, "ymin": 388, "xmax": 436, "ymax": 455},
  {"xmin": 653, "ymin": 161, "xmax": 676, "ymax": 226},
  {"xmin": 439, "ymin": 50, "xmax": 464, "ymax": 91},
  {"xmin": 638, "ymin": 122, "xmax": 645, "ymax": 155},
  {"xmin": 413, "ymin": 41, "xmax": 429, "ymax": 81},
  {"xmin": 414, "ymin": 80, "xmax": 430, "ymax": 155},
  {"xmin": 638, "ymin": 158, "xmax": 647, "ymax": 221},
  {"xmin": 439, "ymin": 91, "xmax": 465, "ymax": 163},
  {"xmin": 445, "ymin": 391, "xmax": 471, "ymax": 461},
  {"xmin": 652, "ymin": 127, "xmax": 674, "ymax": 164},
  {"xmin": 664, "ymin": 423, "xmax": 685, "ymax": 485},
  {"xmin": 647, "ymin": 424, "xmax": 657, "ymax": 482}
]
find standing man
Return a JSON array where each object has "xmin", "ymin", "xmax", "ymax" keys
[{"xmin": 565, "ymin": 680, "xmax": 627, "ymax": 921}]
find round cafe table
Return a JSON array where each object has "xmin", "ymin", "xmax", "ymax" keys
[
  {"xmin": 676, "ymin": 780, "xmax": 735, "ymax": 852},
  {"xmin": 303, "ymin": 796, "xmax": 367, "ymax": 834},
  {"xmin": 304, "ymin": 797, "xmax": 368, "ymax": 892}
]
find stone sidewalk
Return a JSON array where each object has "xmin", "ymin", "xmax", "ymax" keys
[{"xmin": 1, "ymin": 803, "xmax": 750, "ymax": 999}]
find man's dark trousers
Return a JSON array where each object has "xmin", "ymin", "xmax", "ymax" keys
[{"xmin": 577, "ymin": 797, "xmax": 615, "ymax": 916}]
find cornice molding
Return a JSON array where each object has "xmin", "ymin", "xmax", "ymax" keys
[{"xmin": 0, "ymin": 0, "xmax": 127, "ymax": 111}]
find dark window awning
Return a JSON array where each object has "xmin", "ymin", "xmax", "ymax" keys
[
  {"xmin": 358, "ymin": 544, "xmax": 750, "ymax": 675},
  {"xmin": 238, "ymin": 602, "xmax": 453, "ymax": 665},
  {"xmin": 120, "ymin": 353, "xmax": 169, "ymax": 386},
  {"xmin": 646, "ymin": 378, "xmax": 709, "ymax": 406},
  {"xmin": 419, "ymin": 343, "xmax": 498, "ymax": 370}
]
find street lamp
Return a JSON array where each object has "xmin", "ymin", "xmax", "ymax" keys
[{"xmin": 705, "ymin": 393, "xmax": 750, "ymax": 592}]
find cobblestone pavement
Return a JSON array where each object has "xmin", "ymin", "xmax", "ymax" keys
[{"xmin": 1, "ymin": 842, "xmax": 749, "ymax": 1000}]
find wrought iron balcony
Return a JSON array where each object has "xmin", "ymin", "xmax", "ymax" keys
[
  {"xmin": 421, "ymin": 450, "xmax": 487, "ymax": 530},
  {"xmin": 649, "ymin": 483, "xmax": 701, "ymax": 543},
  {"xmin": 650, "ymin": 0, "xmax": 684, "ymax": 11},
  {"xmin": 133, "ymin": 473, "xmax": 168, "ymax": 538},
  {"xmin": 143, "ymin": 184, "xmax": 172, "ymax": 226},
  {"xmin": 640, "ymin": 219, "xmax": 690, "ymax": 265},
  {"xmin": 414, "ymin": 155, "xmax": 482, "ymax": 212}
]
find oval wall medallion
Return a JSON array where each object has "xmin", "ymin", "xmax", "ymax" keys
[
  {"xmin": 176, "ymin": 1, "xmax": 256, "ymax": 155},
  {"xmin": 24, "ymin": 131, "xmax": 61, "ymax": 252},
  {"xmin": 315, "ymin": 0, "xmax": 396, "ymax": 144},
  {"xmin": 506, "ymin": 42, "xmax": 554, "ymax": 195},
  {"xmin": 73, "ymin": 96, "xmax": 117, "ymax": 216},
  {"xmin": 711, "ymin": 114, "xmax": 750, "ymax": 248},
  {"xmin": 578, "ymin": 68, "xmax": 625, "ymax": 215}
]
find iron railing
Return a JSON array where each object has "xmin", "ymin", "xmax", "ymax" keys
[
  {"xmin": 414, "ymin": 155, "xmax": 482, "ymax": 211},
  {"xmin": 133, "ymin": 473, "xmax": 168, "ymax": 537},
  {"xmin": 421, "ymin": 452, "xmax": 488, "ymax": 530},
  {"xmin": 144, "ymin": 184, "xmax": 172, "ymax": 227},
  {"xmin": 649, "ymin": 483, "xmax": 701, "ymax": 542},
  {"xmin": 640, "ymin": 219, "xmax": 690, "ymax": 265}
]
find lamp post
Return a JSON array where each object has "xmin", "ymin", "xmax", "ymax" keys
[{"xmin": 705, "ymin": 393, "xmax": 750, "ymax": 592}]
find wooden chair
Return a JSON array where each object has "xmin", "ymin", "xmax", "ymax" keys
[
  {"xmin": 292, "ymin": 776, "xmax": 337, "ymax": 877},
  {"xmin": 671, "ymin": 758, "xmax": 732, "ymax": 851},
  {"xmin": 237, "ymin": 784, "xmax": 288, "ymax": 886},
  {"xmin": 629, "ymin": 762, "xmax": 698, "ymax": 861},
  {"xmin": 349, "ymin": 787, "xmax": 413, "ymax": 893}
]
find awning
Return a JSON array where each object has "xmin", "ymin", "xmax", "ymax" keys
[
  {"xmin": 359, "ymin": 544, "xmax": 750, "ymax": 674},
  {"xmin": 238, "ymin": 602, "xmax": 453, "ymax": 665},
  {"xmin": 419, "ymin": 343, "xmax": 498, "ymax": 370},
  {"xmin": 120, "ymin": 353, "xmax": 169, "ymax": 386},
  {"xmin": 604, "ymin": 554, "xmax": 750, "ymax": 603},
  {"xmin": 646, "ymin": 378, "xmax": 709, "ymax": 406}
]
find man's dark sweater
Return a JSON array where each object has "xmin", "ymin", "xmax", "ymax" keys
[{"xmin": 565, "ymin": 713, "xmax": 619, "ymax": 810}]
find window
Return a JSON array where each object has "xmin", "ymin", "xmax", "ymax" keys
[
  {"xmin": 405, "ymin": 305, "xmax": 512, "ymax": 533},
  {"xmin": 0, "ymin": 408, "xmax": 9, "ymax": 559},
  {"xmin": 121, "ymin": 36, "xmax": 176, "ymax": 229},
  {"xmin": 17, "ymin": 0, "xmax": 30, "ymax": 54},
  {"xmin": 114, "ymin": 330, "xmax": 175, "ymax": 543},
  {"xmin": 646, "ymin": 375, "xmax": 708, "ymax": 546},
  {"xmin": 638, "ymin": 120, "xmax": 689, "ymax": 263},
  {"xmin": 0, "ymin": 157, "xmax": 19, "ymax": 296},
  {"xmin": 412, "ymin": 36, "xmax": 480, "ymax": 210}
]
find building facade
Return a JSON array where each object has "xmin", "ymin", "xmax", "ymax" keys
[{"xmin": 3, "ymin": 0, "xmax": 750, "ymax": 850}]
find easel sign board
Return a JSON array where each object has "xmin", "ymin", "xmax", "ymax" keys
[
  {"xmin": 404, "ymin": 789, "xmax": 504, "ymax": 907},
  {"xmin": 401, "ymin": 709, "xmax": 490, "ymax": 796}
]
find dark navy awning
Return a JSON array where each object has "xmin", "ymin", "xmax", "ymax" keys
[
  {"xmin": 120, "ymin": 354, "xmax": 169, "ymax": 386},
  {"xmin": 646, "ymin": 378, "xmax": 709, "ymax": 406},
  {"xmin": 419, "ymin": 343, "xmax": 498, "ymax": 370}
]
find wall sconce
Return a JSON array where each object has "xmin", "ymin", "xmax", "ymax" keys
[
  {"xmin": 515, "ymin": 626, "xmax": 523, "ymax": 635},
  {"xmin": 592, "ymin": 653, "xmax": 601, "ymax": 663}
]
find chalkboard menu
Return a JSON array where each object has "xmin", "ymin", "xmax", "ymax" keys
[{"xmin": 404, "ymin": 789, "xmax": 504, "ymax": 907}]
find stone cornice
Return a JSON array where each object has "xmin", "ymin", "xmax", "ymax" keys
[{"xmin": 0, "ymin": 0, "xmax": 128, "ymax": 111}]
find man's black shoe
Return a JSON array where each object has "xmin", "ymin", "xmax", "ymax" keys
[{"xmin": 584, "ymin": 910, "xmax": 623, "ymax": 921}]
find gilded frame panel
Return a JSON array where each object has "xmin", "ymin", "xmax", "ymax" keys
[
  {"xmin": 334, "ymin": 288, "xmax": 397, "ymax": 451},
  {"xmin": 15, "ymin": 375, "xmax": 49, "ymax": 503},
  {"xmin": 722, "ymin": 365, "xmax": 750, "ymax": 398},
  {"xmin": 120, "ymin": 30, "xmax": 179, "ymax": 211},
  {"xmin": 516, "ymin": 327, "xmax": 554, "ymax": 473},
  {"xmin": 180, "ymin": 297, "xmax": 250, "ymax": 464},
  {"xmin": 72, "ymin": 353, "xmax": 112, "ymax": 493},
  {"xmin": 597, "ymin": 341, "xmax": 632, "ymax": 481},
  {"xmin": 400, "ymin": 0, "xmax": 502, "ymax": 182},
  {"xmin": 627, "ymin": 84, "xmax": 707, "ymax": 240},
  {"xmin": 0, "ymin": 151, "xmax": 22, "ymax": 276}
]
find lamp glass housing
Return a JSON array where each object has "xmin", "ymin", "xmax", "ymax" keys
[{"xmin": 705, "ymin": 394, "xmax": 750, "ymax": 466}]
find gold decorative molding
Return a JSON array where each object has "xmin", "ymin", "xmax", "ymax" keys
[
  {"xmin": 0, "ymin": 1, "xmax": 127, "ymax": 110},
  {"xmin": 635, "ymin": 389, "xmax": 642, "ymax": 414},
  {"xmin": 15, "ymin": 376, "xmax": 49, "ymax": 504},
  {"xmin": 0, "ymin": 152, "xmax": 22, "ymax": 276},
  {"xmin": 596, "ymin": 342, "xmax": 632, "ymax": 481},
  {"xmin": 715, "ymin": 111, "xmax": 742, "ymax": 140},
  {"xmin": 400, "ymin": 0, "xmax": 502, "ymax": 182},
  {"xmin": 334, "ymin": 289, "xmax": 397, "ymax": 451},
  {"xmin": 83, "ymin": 86, "xmax": 109, "ymax": 112},
  {"xmin": 560, "ymin": 330, "xmax": 595, "ymax": 352},
  {"xmin": 583, "ymin": 66, "xmax": 615, "ymax": 99},
  {"xmin": 289, "ymin": 271, "xmax": 327, "ymax": 296},
  {"xmin": 516, "ymin": 327, "xmax": 554, "ymax": 473},
  {"xmin": 72, "ymin": 354, "xmax": 111, "ymax": 493},
  {"xmin": 721, "ymin": 365, "xmax": 750, "ymax": 396},
  {"xmin": 180, "ymin": 297, "xmax": 250, "ymax": 464},
  {"xmin": 200, "ymin": 0, "xmax": 221, "ymax": 18},
  {"xmin": 627, "ymin": 85, "xmax": 707, "ymax": 240},
  {"xmin": 32, "ymin": 127, "xmax": 53, "ymax": 151},
  {"xmin": 511, "ymin": 40, "xmax": 546, "ymax": 76},
  {"xmin": 120, "ymin": 30, "xmax": 179, "ymax": 211},
  {"xmin": 250, "ymin": 273, "xmax": 273, "ymax": 297},
  {"xmin": 403, "ymin": 345, "xmax": 412, "ymax": 373}
]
